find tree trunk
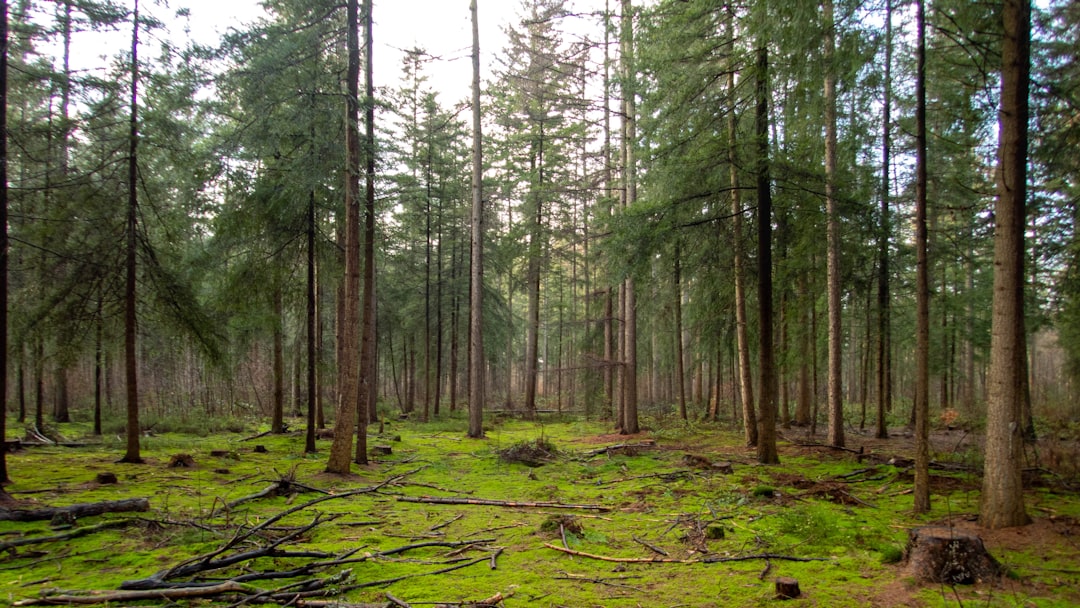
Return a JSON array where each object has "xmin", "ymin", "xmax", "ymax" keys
[
  {"xmin": 980, "ymin": 0, "xmax": 1032, "ymax": 530},
  {"xmin": 620, "ymin": 0, "xmax": 639, "ymax": 435},
  {"xmin": 755, "ymin": 42, "xmax": 779, "ymax": 465},
  {"xmin": 727, "ymin": 12, "xmax": 756, "ymax": 445},
  {"xmin": 305, "ymin": 190, "xmax": 317, "ymax": 453},
  {"xmin": 467, "ymin": 0, "xmax": 485, "ymax": 439},
  {"xmin": 271, "ymin": 285, "xmax": 284, "ymax": 434},
  {"xmin": 0, "ymin": 0, "xmax": 9, "ymax": 483},
  {"xmin": 354, "ymin": 0, "xmax": 376, "ymax": 464},
  {"xmin": 120, "ymin": 0, "xmax": 142, "ymax": 465},
  {"xmin": 824, "ymin": 0, "xmax": 844, "ymax": 449},
  {"xmin": 876, "ymin": 0, "xmax": 893, "ymax": 441},
  {"xmin": 913, "ymin": 0, "xmax": 931, "ymax": 514},
  {"xmin": 326, "ymin": 0, "xmax": 362, "ymax": 474}
]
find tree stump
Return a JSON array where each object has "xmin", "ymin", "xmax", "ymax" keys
[
  {"xmin": 168, "ymin": 454, "xmax": 196, "ymax": 468},
  {"xmin": 253, "ymin": 445, "xmax": 268, "ymax": 453},
  {"xmin": 95, "ymin": 472, "xmax": 118, "ymax": 485},
  {"xmin": 371, "ymin": 445, "xmax": 393, "ymax": 456},
  {"xmin": 775, "ymin": 577, "xmax": 801, "ymax": 599},
  {"xmin": 904, "ymin": 526, "xmax": 1001, "ymax": 584}
]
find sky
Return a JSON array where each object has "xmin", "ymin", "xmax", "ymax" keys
[{"xmin": 150, "ymin": 0, "xmax": 525, "ymax": 105}]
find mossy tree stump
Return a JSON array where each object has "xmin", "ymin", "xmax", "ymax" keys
[{"xmin": 904, "ymin": 526, "xmax": 1001, "ymax": 584}]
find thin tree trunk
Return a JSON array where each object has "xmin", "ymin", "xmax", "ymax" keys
[
  {"xmin": 824, "ymin": 0, "xmax": 844, "ymax": 449},
  {"xmin": 0, "ymin": 0, "xmax": 9, "ymax": 483},
  {"xmin": 755, "ymin": 41, "xmax": 779, "ymax": 465},
  {"xmin": 620, "ymin": 0, "xmax": 639, "ymax": 435},
  {"xmin": 979, "ymin": 0, "xmax": 1031, "ymax": 529},
  {"xmin": 355, "ymin": 0, "xmax": 376, "ymax": 464},
  {"xmin": 876, "ymin": 0, "xmax": 893, "ymax": 440},
  {"xmin": 305, "ymin": 190, "xmax": 317, "ymax": 453},
  {"xmin": 674, "ymin": 248, "xmax": 686, "ymax": 421},
  {"xmin": 326, "ymin": 0, "xmax": 362, "ymax": 474},
  {"xmin": 272, "ymin": 285, "xmax": 284, "ymax": 434},
  {"xmin": 120, "ymin": 0, "xmax": 142, "ymax": 464},
  {"xmin": 727, "ymin": 17, "xmax": 756, "ymax": 445},
  {"xmin": 467, "ymin": 0, "xmax": 485, "ymax": 439},
  {"xmin": 913, "ymin": 0, "xmax": 931, "ymax": 514}
]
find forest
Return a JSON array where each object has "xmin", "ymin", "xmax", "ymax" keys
[{"xmin": 0, "ymin": 0, "xmax": 1078, "ymax": 605}]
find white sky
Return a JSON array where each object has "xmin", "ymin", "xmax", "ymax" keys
[{"xmin": 160, "ymin": 0, "xmax": 525, "ymax": 104}]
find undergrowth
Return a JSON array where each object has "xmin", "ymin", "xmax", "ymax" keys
[{"xmin": 0, "ymin": 413, "xmax": 1078, "ymax": 607}]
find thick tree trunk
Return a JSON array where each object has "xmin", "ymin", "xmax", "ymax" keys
[
  {"xmin": 305, "ymin": 190, "xmax": 317, "ymax": 453},
  {"xmin": 271, "ymin": 286, "xmax": 284, "ymax": 434},
  {"xmin": 876, "ymin": 0, "xmax": 893, "ymax": 440},
  {"xmin": 467, "ymin": 0, "xmax": 485, "ymax": 439},
  {"xmin": 980, "ymin": 0, "xmax": 1032, "ymax": 530}
]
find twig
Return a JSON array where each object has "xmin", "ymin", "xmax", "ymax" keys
[
  {"xmin": 386, "ymin": 592, "xmax": 412, "ymax": 607},
  {"xmin": 632, "ymin": 535, "xmax": 669, "ymax": 556},
  {"xmin": 489, "ymin": 547, "xmax": 504, "ymax": 570},
  {"xmin": 545, "ymin": 543, "xmax": 829, "ymax": 565},
  {"xmin": 429, "ymin": 513, "xmax": 464, "ymax": 532}
]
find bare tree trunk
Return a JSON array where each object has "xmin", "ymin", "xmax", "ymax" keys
[
  {"xmin": 620, "ymin": 0, "xmax": 639, "ymax": 435},
  {"xmin": 674, "ymin": 249, "xmax": 686, "ymax": 421},
  {"xmin": 305, "ymin": 190, "xmax": 317, "ymax": 453},
  {"xmin": 727, "ymin": 14, "xmax": 756, "ymax": 444},
  {"xmin": 120, "ymin": 0, "xmax": 142, "ymax": 464},
  {"xmin": 980, "ymin": 0, "xmax": 1032, "ymax": 529},
  {"xmin": 272, "ymin": 285, "xmax": 284, "ymax": 434},
  {"xmin": 824, "ymin": 0, "xmax": 844, "ymax": 449},
  {"xmin": 755, "ymin": 41, "xmax": 778, "ymax": 465},
  {"xmin": 326, "ymin": 0, "xmax": 362, "ymax": 474},
  {"xmin": 354, "ymin": 0, "xmax": 376, "ymax": 464},
  {"xmin": 467, "ymin": 0, "xmax": 485, "ymax": 439},
  {"xmin": 0, "ymin": 0, "xmax": 9, "ymax": 483},
  {"xmin": 913, "ymin": 0, "xmax": 931, "ymax": 514},
  {"xmin": 876, "ymin": 0, "xmax": 893, "ymax": 440}
]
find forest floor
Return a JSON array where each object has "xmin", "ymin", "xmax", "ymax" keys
[{"xmin": 0, "ymin": 412, "xmax": 1078, "ymax": 607}]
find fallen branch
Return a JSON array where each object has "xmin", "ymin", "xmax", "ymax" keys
[
  {"xmin": 581, "ymin": 441, "xmax": 656, "ymax": 457},
  {"xmin": 397, "ymin": 495, "xmax": 610, "ymax": 512},
  {"xmin": 0, "ymin": 520, "xmax": 132, "ymax": 553},
  {"xmin": 544, "ymin": 543, "xmax": 829, "ymax": 565},
  {"xmin": 13, "ymin": 581, "xmax": 250, "ymax": 606},
  {"xmin": 0, "ymin": 498, "xmax": 150, "ymax": 522},
  {"xmin": 632, "ymin": 534, "xmax": 669, "ymax": 556}
]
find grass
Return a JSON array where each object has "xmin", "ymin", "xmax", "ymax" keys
[{"xmin": 1, "ymin": 413, "xmax": 1078, "ymax": 607}]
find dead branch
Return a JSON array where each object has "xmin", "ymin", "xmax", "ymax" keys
[
  {"xmin": 0, "ymin": 520, "xmax": 131, "ymax": 553},
  {"xmin": 581, "ymin": 441, "xmax": 657, "ymax": 457},
  {"xmin": 12, "ymin": 581, "xmax": 250, "ymax": 606},
  {"xmin": 544, "ymin": 543, "xmax": 829, "ymax": 565},
  {"xmin": 0, "ymin": 498, "xmax": 150, "ymax": 522},
  {"xmin": 632, "ymin": 534, "xmax": 669, "ymax": 556},
  {"xmin": 396, "ymin": 495, "xmax": 610, "ymax": 512}
]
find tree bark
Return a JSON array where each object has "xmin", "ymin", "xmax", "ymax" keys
[
  {"xmin": 121, "ymin": 0, "xmax": 142, "ymax": 465},
  {"xmin": 0, "ymin": 0, "xmax": 8, "ymax": 483},
  {"xmin": 727, "ymin": 7, "xmax": 756, "ymax": 445},
  {"xmin": 979, "ymin": 0, "xmax": 1032, "ymax": 529},
  {"xmin": 824, "ymin": 0, "xmax": 844, "ymax": 449},
  {"xmin": 326, "ymin": 0, "xmax": 362, "ymax": 474},
  {"xmin": 755, "ymin": 41, "xmax": 778, "ymax": 465},
  {"xmin": 876, "ymin": 0, "xmax": 893, "ymax": 440},
  {"xmin": 913, "ymin": 0, "xmax": 931, "ymax": 514},
  {"xmin": 467, "ymin": 0, "xmax": 485, "ymax": 439},
  {"xmin": 619, "ymin": 0, "xmax": 639, "ymax": 435},
  {"xmin": 354, "ymin": 0, "xmax": 375, "ymax": 464}
]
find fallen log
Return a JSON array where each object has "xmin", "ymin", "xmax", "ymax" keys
[
  {"xmin": 397, "ymin": 495, "xmax": 610, "ymax": 512},
  {"xmin": 0, "ymin": 498, "xmax": 150, "ymax": 522}
]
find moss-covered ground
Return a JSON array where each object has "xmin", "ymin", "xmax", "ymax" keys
[{"xmin": 1, "ymin": 414, "xmax": 1078, "ymax": 607}]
